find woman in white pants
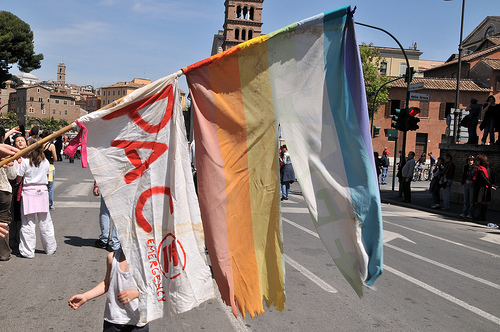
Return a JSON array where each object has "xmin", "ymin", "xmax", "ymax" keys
[{"xmin": 16, "ymin": 137, "xmax": 57, "ymax": 258}]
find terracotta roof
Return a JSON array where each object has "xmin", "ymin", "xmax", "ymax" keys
[
  {"xmin": 50, "ymin": 92, "xmax": 75, "ymax": 99},
  {"xmin": 431, "ymin": 44, "xmax": 500, "ymax": 70},
  {"xmin": 486, "ymin": 36, "xmax": 500, "ymax": 45},
  {"xmin": 480, "ymin": 58, "xmax": 500, "ymax": 70},
  {"xmin": 389, "ymin": 76, "xmax": 490, "ymax": 92},
  {"xmin": 101, "ymin": 82, "xmax": 146, "ymax": 89}
]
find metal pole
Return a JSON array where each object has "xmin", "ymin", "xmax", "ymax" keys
[
  {"xmin": 392, "ymin": 136, "xmax": 398, "ymax": 191},
  {"xmin": 450, "ymin": 0, "xmax": 466, "ymax": 144},
  {"xmin": 355, "ymin": 22, "xmax": 412, "ymax": 168},
  {"xmin": 371, "ymin": 77, "xmax": 403, "ymax": 131}
]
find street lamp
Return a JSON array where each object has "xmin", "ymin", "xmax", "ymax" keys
[{"xmin": 445, "ymin": 0, "xmax": 466, "ymax": 144}]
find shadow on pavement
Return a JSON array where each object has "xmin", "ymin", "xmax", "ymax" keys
[
  {"xmin": 380, "ymin": 178, "xmax": 500, "ymax": 226},
  {"xmin": 63, "ymin": 235, "xmax": 97, "ymax": 248}
]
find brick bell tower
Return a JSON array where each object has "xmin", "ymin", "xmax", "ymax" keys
[
  {"xmin": 222, "ymin": 0, "xmax": 264, "ymax": 51},
  {"xmin": 57, "ymin": 61, "xmax": 66, "ymax": 84}
]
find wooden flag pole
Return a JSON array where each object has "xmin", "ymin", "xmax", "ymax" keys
[
  {"xmin": 0, "ymin": 94, "xmax": 130, "ymax": 168},
  {"xmin": 0, "ymin": 122, "xmax": 78, "ymax": 168}
]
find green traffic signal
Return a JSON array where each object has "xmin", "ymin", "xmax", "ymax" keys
[{"xmin": 391, "ymin": 108, "xmax": 406, "ymax": 131}]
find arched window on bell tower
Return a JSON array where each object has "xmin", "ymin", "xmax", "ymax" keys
[{"xmin": 221, "ymin": 1, "xmax": 264, "ymax": 52}]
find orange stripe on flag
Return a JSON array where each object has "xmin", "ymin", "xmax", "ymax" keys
[
  {"xmin": 208, "ymin": 54, "xmax": 263, "ymax": 318},
  {"xmin": 239, "ymin": 41, "xmax": 285, "ymax": 311}
]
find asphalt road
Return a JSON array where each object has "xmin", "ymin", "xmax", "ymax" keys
[{"xmin": 1, "ymin": 159, "xmax": 499, "ymax": 331}]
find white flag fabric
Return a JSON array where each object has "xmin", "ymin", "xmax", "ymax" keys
[{"xmin": 77, "ymin": 73, "xmax": 214, "ymax": 322}]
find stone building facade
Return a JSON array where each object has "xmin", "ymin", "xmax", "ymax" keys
[
  {"xmin": 100, "ymin": 78, "xmax": 186, "ymax": 110},
  {"xmin": 76, "ymin": 96, "xmax": 102, "ymax": 113},
  {"xmin": 9, "ymin": 85, "xmax": 81, "ymax": 125},
  {"xmin": 100, "ymin": 78, "xmax": 152, "ymax": 107}
]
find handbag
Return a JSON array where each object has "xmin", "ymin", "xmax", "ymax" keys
[{"xmin": 460, "ymin": 114, "xmax": 471, "ymax": 127}]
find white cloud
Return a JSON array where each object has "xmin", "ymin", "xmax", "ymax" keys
[{"xmin": 35, "ymin": 21, "xmax": 114, "ymax": 47}]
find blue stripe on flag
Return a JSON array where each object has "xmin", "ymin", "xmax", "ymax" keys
[{"xmin": 323, "ymin": 6, "xmax": 383, "ymax": 286}]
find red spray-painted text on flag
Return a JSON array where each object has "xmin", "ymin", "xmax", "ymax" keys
[
  {"xmin": 147, "ymin": 239, "xmax": 166, "ymax": 301},
  {"xmin": 103, "ymin": 84, "xmax": 174, "ymax": 134},
  {"xmin": 135, "ymin": 187, "xmax": 173, "ymax": 233},
  {"xmin": 158, "ymin": 233, "xmax": 186, "ymax": 279},
  {"xmin": 111, "ymin": 140, "xmax": 168, "ymax": 184},
  {"xmin": 104, "ymin": 83, "xmax": 186, "ymax": 301}
]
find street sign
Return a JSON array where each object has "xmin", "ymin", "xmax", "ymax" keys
[
  {"xmin": 409, "ymin": 92, "xmax": 430, "ymax": 101},
  {"xmin": 384, "ymin": 128, "xmax": 399, "ymax": 137},
  {"xmin": 409, "ymin": 82, "xmax": 425, "ymax": 91}
]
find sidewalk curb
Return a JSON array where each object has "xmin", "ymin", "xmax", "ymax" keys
[{"xmin": 380, "ymin": 197, "xmax": 488, "ymax": 226}]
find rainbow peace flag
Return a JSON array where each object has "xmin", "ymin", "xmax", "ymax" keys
[{"xmin": 183, "ymin": 5, "xmax": 383, "ymax": 317}]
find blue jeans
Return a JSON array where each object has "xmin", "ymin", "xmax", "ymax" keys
[
  {"xmin": 481, "ymin": 119, "xmax": 495, "ymax": 144},
  {"xmin": 99, "ymin": 196, "xmax": 120, "ymax": 250},
  {"xmin": 443, "ymin": 179, "xmax": 453, "ymax": 209},
  {"xmin": 282, "ymin": 182, "xmax": 291, "ymax": 198},
  {"xmin": 431, "ymin": 184, "xmax": 441, "ymax": 205},
  {"xmin": 47, "ymin": 168, "xmax": 55, "ymax": 208},
  {"xmin": 462, "ymin": 182, "xmax": 475, "ymax": 216},
  {"xmin": 381, "ymin": 167, "xmax": 389, "ymax": 184}
]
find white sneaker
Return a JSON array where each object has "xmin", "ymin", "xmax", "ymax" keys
[
  {"xmin": 459, "ymin": 213, "xmax": 466, "ymax": 218},
  {"xmin": 431, "ymin": 204, "xmax": 440, "ymax": 209}
]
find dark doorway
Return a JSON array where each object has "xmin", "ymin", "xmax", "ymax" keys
[{"xmin": 415, "ymin": 133, "xmax": 428, "ymax": 160}]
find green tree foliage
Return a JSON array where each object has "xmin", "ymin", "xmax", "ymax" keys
[
  {"xmin": 27, "ymin": 116, "xmax": 68, "ymax": 132},
  {"xmin": 2, "ymin": 110, "xmax": 19, "ymax": 129},
  {"xmin": 360, "ymin": 43, "xmax": 392, "ymax": 118},
  {"xmin": 0, "ymin": 11, "xmax": 43, "ymax": 88}
]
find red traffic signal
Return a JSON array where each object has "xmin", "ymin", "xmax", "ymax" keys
[
  {"xmin": 406, "ymin": 107, "xmax": 420, "ymax": 131},
  {"xmin": 408, "ymin": 107, "xmax": 420, "ymax": 117}
]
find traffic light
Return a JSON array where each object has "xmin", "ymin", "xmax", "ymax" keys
[
  {"xmin": 391, "ymin": 108, "xmax": 406, "ymax": 131},
  {"xmin": 404, "ymin": 67, "xmax": 415, "ymax": 83},
  {"xmin": 373, "ymin": 126, "xmax": 381, "ymax": 138},
  {"xmin": 406, "ymin": 107, "xmax": 420, "ymax": 131}
]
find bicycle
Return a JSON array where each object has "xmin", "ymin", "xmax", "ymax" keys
[{"xmin": 412, "ymin": 163, "xmax": 429, "ymax": 181}]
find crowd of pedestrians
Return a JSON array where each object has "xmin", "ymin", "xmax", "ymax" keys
[
  {"xmin": 378, "ymin": 144, "xmax": 497, "ymax": 223},
  {"xmin": 0, "ymin": 126, "xmax": 60, "ymax": 261},
  {"xmin": 0, "ymin": 125, "xmax": 140, "ymax": 331},
  {"xmin": 0, "ymin": 125, "xmax": 108, "ymax": 261},
  {"xmin": 462, "ymin": 96, "xmax": 500, "ymax": 145}
]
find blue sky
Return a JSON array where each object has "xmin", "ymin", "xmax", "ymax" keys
[{"xmin": 3, "ymin": 0, "xmax": 499, "ymax": 93}]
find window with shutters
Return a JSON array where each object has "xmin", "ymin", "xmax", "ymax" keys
[
  {"xmin": 439, "ymin": 102, "xmax": 455, "ymax": 120},
  {"xmin": 419, "ymin": 102, "xmax": 429, "ymax": 118}
]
